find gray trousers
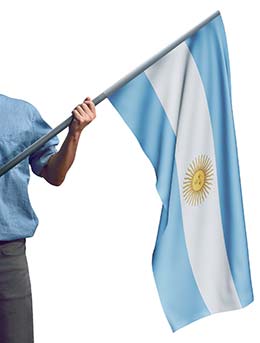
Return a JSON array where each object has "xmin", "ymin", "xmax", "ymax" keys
[{"xmin": 0, "ymin": 239, "xmax": 34, "ymax": 343}]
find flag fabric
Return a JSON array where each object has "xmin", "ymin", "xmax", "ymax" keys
[{"xmin": 107, "ymin": 13, "xmax": 253, "ymax": 331}]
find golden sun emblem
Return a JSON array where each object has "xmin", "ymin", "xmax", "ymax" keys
[{"xmin": 183, "ymin": 154, "xmax": 214, "ymax": 206}]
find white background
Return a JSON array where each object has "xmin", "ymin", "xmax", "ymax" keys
[{"xmin": 1, "ymin": 0, "xmax": 259, "ymax": 342}]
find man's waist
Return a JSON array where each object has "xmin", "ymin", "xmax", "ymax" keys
[{"xmin": 0, "ymin": 238, "xmax": 25, "ymax": 245}]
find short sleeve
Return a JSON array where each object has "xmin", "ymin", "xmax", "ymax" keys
[{"xmin": 29, "ymin": 106, "xmax": 60, "ymax": 177}]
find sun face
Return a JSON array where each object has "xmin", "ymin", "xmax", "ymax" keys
[{"xmin": 183, "ymin": 154, "xmax": 214, "ymax": 206}]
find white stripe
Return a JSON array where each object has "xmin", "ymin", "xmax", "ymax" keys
[{"xmin": 145, "ymin": 42, "xmax": 241, "ymax": 312}]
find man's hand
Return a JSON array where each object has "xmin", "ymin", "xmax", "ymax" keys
[{"xmin": 69, "ymin": 96, "xmax": 96, "ymax": 137}]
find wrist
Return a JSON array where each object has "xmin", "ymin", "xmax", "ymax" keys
[{"xmin": 68, "ymin": 129, "xmax": 82, "ymax": 140}]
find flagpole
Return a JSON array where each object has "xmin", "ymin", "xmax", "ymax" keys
[
  {"xmin": 0, "ymin": 10, "xmax": 220, "ymax": 177},
  {"xmin": 103, "ymin": 10, "xmax": 220, "ymax": 97}
]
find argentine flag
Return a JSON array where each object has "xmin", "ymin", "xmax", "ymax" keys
[{"xmin": 107, "ymin": 13, "xmax": 253, "ymax": 331}]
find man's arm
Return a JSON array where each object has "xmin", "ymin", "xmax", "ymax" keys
[{"xmin": 40, "ymin": 97, "xmax": 96, "ymax": 186}]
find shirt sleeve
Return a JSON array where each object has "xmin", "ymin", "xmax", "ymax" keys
[{"xmin": 29, "ymin": 106, "xmax": 60, "ymax": 177}]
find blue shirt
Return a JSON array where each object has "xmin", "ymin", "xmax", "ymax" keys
[{"xmin": 0, "ymin": 94, "xmax": 60, "ymax": 240}]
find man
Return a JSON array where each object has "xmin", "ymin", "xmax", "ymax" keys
[{"xmin": 0, "ymin": 94, "xmax": 96, "ymax": 342}]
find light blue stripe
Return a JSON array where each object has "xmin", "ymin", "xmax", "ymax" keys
[
  {"xmin": 108, "ymin": 72, "xmax": 210, "ymax": 331},
  {"xmin": 186, "ymin": 15, "xmax": 253, "ymax": 307}
]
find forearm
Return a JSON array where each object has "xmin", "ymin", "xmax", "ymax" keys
[
  {"xmin": 41, "ymin": 131, "xmax": 81, "ymax": 185},
  {"xmin": 40, "ymin": 97, "xmax": 96, "ymax": 186}
]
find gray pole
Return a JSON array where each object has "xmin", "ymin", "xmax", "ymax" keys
[{"xmin": 0, "ymin": 10, "xmax": 220, "ymax": 177}]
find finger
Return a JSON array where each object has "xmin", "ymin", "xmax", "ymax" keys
[
  {"xmin": 81, "ymin": 103, "xmax": 92, "ymax": 113},
  {"xmin": 76, "ymin": 105, "xmax": 89, "ymax": 117},
  {"xmin": 84, "ymin": 100, "xmax": 96, "ymax": 115},
  {"xmin": 73, "ymin": 104, "xmax": 83, "ymax": 115},
  {"xmin": 72, "ymin": 109, "xmax": 82, "ymax": 121},
  {"xmin": 76, "ymin": 106, "xmax": 93, "ymax": 122},
  {"xmin": 81, "ymin": 103, "xmax": 96, "ymax": 118}
]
